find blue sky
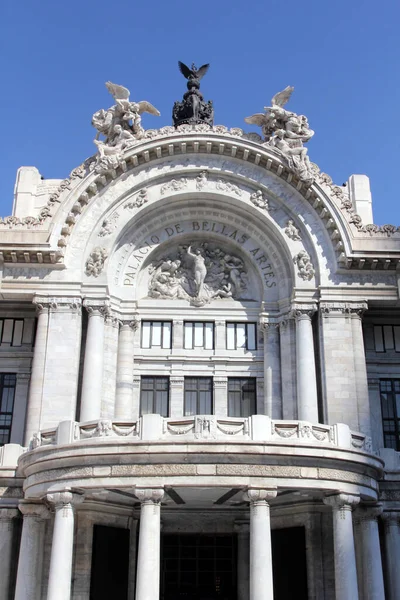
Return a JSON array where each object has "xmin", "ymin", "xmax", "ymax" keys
[{"xmin": 0, "ymin": 0, "xmax": 399, "ymax": 224}]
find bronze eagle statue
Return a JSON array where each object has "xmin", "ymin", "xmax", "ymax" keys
[{"xmin": 178, "ymin": 61, "xmax": 210, "ymax": 81}]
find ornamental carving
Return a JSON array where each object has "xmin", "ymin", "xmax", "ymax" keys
[
  {"xmin": 124, "ymin": 188, "xmax": 148, "ymax": 209},
  {"xmin": 98, "ymin": 211, "xmax": 119, "ymax": 237},
  {"xmin": 284, "ymin": 219, "xmax": 301, "ymax": 241},
  {"xmin": 147, "ymin": 242, "xmax": 250, "ymax": 306},
  {"xmin": 293, "ymin": 250, "xmax": 315, "ymax": 281},
  {"xmin": 250, "ymin": 190, "xmax": 269, "ymax": 210},
  {"xmin": 85, "ymin": 247, "xmax": 108, "ymax": 277},
  {"xmin": 160, "ymin": 178, "xmax": 188, "ymax": 195},
  {"xmin": 245, "ymin": 87, "xmax": 315, "ymax": 183}
]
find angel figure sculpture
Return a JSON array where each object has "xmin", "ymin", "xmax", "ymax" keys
[
  {"xmin": 245, "ymin": 86, "xmax": 315, "ymax": 183},
  {"xmin": 92, "ymin": 81, "xmax": 160, "ymax": 145},
  {"xmin": 245, "ymin": 86, "xmax": 295, "ymax": 141}
]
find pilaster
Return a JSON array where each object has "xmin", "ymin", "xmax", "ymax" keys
[
  {"xmin": 259, "ymin": 317, "xmax": 281, "ymax": 418},
  {"xmin": 291, "ymin": 303, "xmax": 318, "ymax": 422}
]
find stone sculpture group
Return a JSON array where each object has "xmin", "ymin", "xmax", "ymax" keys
[{"xmin": 148, "ymin": 243, "xmax": 249, "ymax": 306}]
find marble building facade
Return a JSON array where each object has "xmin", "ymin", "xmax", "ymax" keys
[{"xmin": 1, "ymin": 78, "xmax": 400, "ymax": 600}]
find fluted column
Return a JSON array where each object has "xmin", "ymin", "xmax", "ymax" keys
[
  {"xmin": 324, "ymin": 493, "xmax": 360, "ymax": 600},
  {"xmin": 80, "ymin": 300, "xmax": 108, "ymax": 422},
  {"xmin": 24, "ymin": 303, "xmax": 49, "ymax": 445},
  {"xmin": 14, "ymin": 503, "xmax": 49, "ymax": 600},
  {"xmin": 135, "ymin": 487, "xmax": 164, "ymax": 600},
  {"xmin": 244, "ymin": 487, "xmax": 277, "ymax": 600},
  {"xmin": 46, "ymin": 490, "xmax": 84, "ymax": 600},
  {"xmin": 382, "ymin": 512, "xmax": 400, "ymax": 600},
  {"xmin": 235, "ymin": 521, "xmax": 250, "ymax": 600},
  {"xmin": 259, "ymin": 319, "xmax": 282, "ymax": 418},
  {"xmin": 0, "ymin": 508, "xmax": 19, "ymax": 599},
  {"xmin": 353, "ymin": 504, "xmax": 385, "ymax": 600},
  {"xmin": 292, "ymin": 305, "xmax": 318, "ymax": 422},
  {"xmin": 115, "ymin": 319, "xmax": 138, "ymax": 419}
]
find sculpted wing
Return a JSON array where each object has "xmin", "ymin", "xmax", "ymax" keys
[
  {"xmin": 137, "ymin": 101, "xmax": 161, "ymax": 116},
  {"xmin": 105, "ymin": 81, "xmax": 130, "ymax": 101},
  {"xmin": 196, "ymin": 64, "xmax": 210, "ymax": 80},
  {"xmin": 244, "ymin": 113, "xmax": 267, "ymax": 127},
  {"xmin": 271, "ymin": 86, "xmax": 294, "ymax": 107},
  {"xmin": 178, "ymin": 61, "xmax": 193, "ymax": 79}
]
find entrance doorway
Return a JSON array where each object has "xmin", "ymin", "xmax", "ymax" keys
[{"xmin": 161, "ymin": 534, "xmax": 237, "ymax": 600}]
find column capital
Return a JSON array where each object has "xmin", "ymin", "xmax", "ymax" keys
[
  {"xmin": 319, "ymin": 301, "xmax": 368, "ymax": 318},
  {"xmin": 118, "ymin": 317, "xmax": 139, "ymax": 330},
  {"xmin": 83, "ymin": 298, "xmax": 109, "ymax": 318},
  {"xmin": 258, "ymin": 316, "xmax": 279, "ymax": 335},
  {"xmin": 234, "ymin": 520, "xmax": 250, "ymax": 533},
  {"xmin": 134, "ymin": 487, "xmax": 164, "ymax": 504},
  {"xmin": 381, "ymin": 511, "xmax": 400, "ymax": 527},
  {"xmin": 46, "ymin": 490, "xmax": 84, "ymax": 508},
  {"xmin": 323, "ymin": 493, "xmax": 360, "ymax": 511},
  {"xmin": 290, "ymin": 303, "xmax": 317, "ymax": 321},
  {"xmin": 104, "ymin": 310, "xmax": 120, "ymax": 328},
  {"xmin": 243, "ymin": 487, "xmax": 277, "ymax": 504},
  {"xmin": 18, "ymin": 501, "xmax": 49, "ymax": 519},
  {"xmin": 0, "ymin": 507, "xmax": 20, "ymax": 521},
  {"xmin": 33, "ymin": 295, "xmax": 82, "ymax": 314},
  {"xmin": 354, "ymin": 502, "xmax": 383, "ymax": 524}
]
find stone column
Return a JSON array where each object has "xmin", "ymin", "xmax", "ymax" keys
[
  {"xmin": 24, "ymin": 297, "xmax": 82, "ymax": 446},
  {"xmin": 278, "ymin": 318, "xmax": 297, "ymax": 419},
  {"xmin": 135, "ymin": 487, "xmax": 164, "ymax": 600},
  {"xmin": 0, "ymin": 508, "xmax": 19, "ymax": 600},
  {"xmin": 170, "ymin": 376, "xmax": 184, "ymax": 417},
  {"xmin": 350, "ymin": 304, "xmax": 371, "ymax": 437},
  {"xmin": 260, "ymin": 319, "xmax": 282, "ymax": 418},
  {"xmin": 115, "ymin": 320, "xmax": 137, "ymax": 419},
  {"xmin": 80, "ymin": 300, "xmax": 107, "ymax": 422},
  {"xmin": 381, "ymin": 512, "xmax": 400, "ymax": 600},
  {"xmin": 46, "ymin": 490, "xmax": 84, "ymax": 600},
  {"xmin": 214, "ymin": 378, "xmax": 228, "ymax": 417},
  {"xmin": 353, "ymin": 504, "xmax": 385, "ymax": 600},
  {"xmin": 234, "ymin": 521, "xmax": 250, "ymax": 600},
  {"xmin": 24, "ymin": 303, "xmax": 49, "ymax": 446},
  {"xmin": 244, "ymin": 487, "xmax": 277, "ymax": 600},
  {"xmin": 215, "ymin": 320, "xmax": 226, "ymax": 351},
  {"xmin": 292, "ymin": 305, "xmax": 319, "ymax": 422},
  {"xmin": 14, "ymin": 503, "xmax": 49, "ymax": 600},
  {"xmin": 128, "ymin": 518, "xmax": 139, "ymax": 600},
  {"xmin": 324, "ymin": 493, "xmax": 360, "ymax": 600}
]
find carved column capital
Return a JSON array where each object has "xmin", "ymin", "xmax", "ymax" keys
[
  {"xmin": 0, "ymin": 508, "xmax": 19, "ymax": 522},
  {"xmin": 319, "ymin": 301, "xmax": 368, "ymax": 318},
  {"xmin": 83, "ymin": 298, "xmax": 110, "ymax": 319},
  {"xmin": 119, "ymin": 317, "xmax": 139, "ymax": 331},
  {"xmin": 324, "ymin": 493, "xmax": 360, "ymax": 513},
  {"xmin": 134, "ymin": 487, "xmax": 165, "ymax": 505},
  {"xmin": 258, "ymin": 316, "xmax": 279, "ymax": 335},
  {"xmin": 353, "ymin": 503, "xmax": 383, "ymax": 524},
  {"xmin": 290, "ymin": 303, "xmax": 317, "ymax": 321},
  {"xmin": 34, "ymin": 296, "xmax": 82, "ymax": 314},
  {"xmin": 46, "ymin": 490, "xmax": 84, "ymax": 508},
  {"xmin": 381, "ymin": 511, "xmax": 400, "ymax": 528},
  {"xmin": 243, "ymin": 487, "xmax": 277, "ymax": 504},
  {"xmin": 18, "ymin": 502, "xmax": 49, "ymax": 519}
]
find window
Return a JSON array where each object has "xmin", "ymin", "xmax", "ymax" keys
[
  {"xmin": 228, "ymin": 378, "xmax": 256, "ymax": 417},
  {"xmin": 0, "ymin": 374, "xmax": 16, "ymax": 445},
  {"xmin": 184, "ymin": 377, "xmax": 213, "ymax": 415},
  {"xmin": 374, "ymin": 326, "xmax": 400, "ymax": 352},
  {"xmin": 140, "ymin": 377, "xmax": 169, "ymax": 416},
  {"xmin": 184, "ymin": 322, "xmax": 214, "ymax": 350},
  {"xmin": 226, "ymin": 323, "xmax": 257, "ymax": 350},
  {"xmin": 0, "ymin": 319, "xmax": 25, "ymax": 347},
  {"xmin": 141, "ymin": 321, "xmax": 172, "ymax": 349},
  {"xmin": 380, "ymin": 379, "xmax": 400, "ymax": 450}
]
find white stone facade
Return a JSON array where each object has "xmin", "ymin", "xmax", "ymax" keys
[{"xmin": 1, "ymin": 117, "xmax": 400, "ymax": 600}]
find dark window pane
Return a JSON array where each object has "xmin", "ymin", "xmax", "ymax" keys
[
  {"xmin": 140, "ymin": 377, "xmax": 169, "ymax": 416},
  {"xmin": 0, "ymin": 373, "xmax": 16, "ymax": 446}
]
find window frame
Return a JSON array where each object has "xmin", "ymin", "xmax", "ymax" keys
[
  {"xmin": 184, "ymin": 377, "xmax": 214, "ymax": 416},
  {"xmin": 226, "ymin": 322, "xmax": 257, "ymax": 351},
  {"xmin": 140, "ymin": 376, "xmax": 170, "ymax": 417},
  {"xmin": 183, "ymin": 322, "xmax": 215, "ymax": 350},
  {"xmin": 227, "ymin": 377, "xmax": 257, "ymax": 418},
  {"xmin": 141, "ymin": 321, "xmax": 172, "ymax": 349},
  {"xmin": 380, "ymin": 378, "xmax": 400, "ymax": 450},
  {"xmin": 0, "ymin": 373, "xmax": 17, "ymax": 446}
]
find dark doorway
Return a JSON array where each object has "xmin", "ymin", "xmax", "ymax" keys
[
  {"xmin": 272, "ymin": 527, "xmax": 308, "ymax": 600},
  {"xmin": 161, "ymin": 534, "xmax": 236, "ymax": 600},
  {"xmin": 90, "ymin": 524, "xmax": 130, "ymax": 600}
]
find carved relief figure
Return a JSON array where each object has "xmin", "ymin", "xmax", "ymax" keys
[
  {"xmin": 245, "ymin": 87, "xmax": 315, "ymax": 183},
  {"xmin": 285, "ymin": 219, "xmax": 301, "ymax": 241},
  {"xmin": 85, "ymin": 247, "xmax": 108, "ymax": 277},
  {"xmin": 294, "ymin": 250, "xmax": 315, "ymax": 281},
  {"xmin": 148, "ymin": 243, "xmax": 250, "ymax": 306}
]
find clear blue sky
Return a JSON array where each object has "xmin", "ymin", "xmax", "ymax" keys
[{"xmin": 1, "ymin": 0, "xmax": 399, "ymax": 225}]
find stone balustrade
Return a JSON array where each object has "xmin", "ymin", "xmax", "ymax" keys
[{"xmin": 27, "ymin": 415, "xmax": 373, "ymax": 453}]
